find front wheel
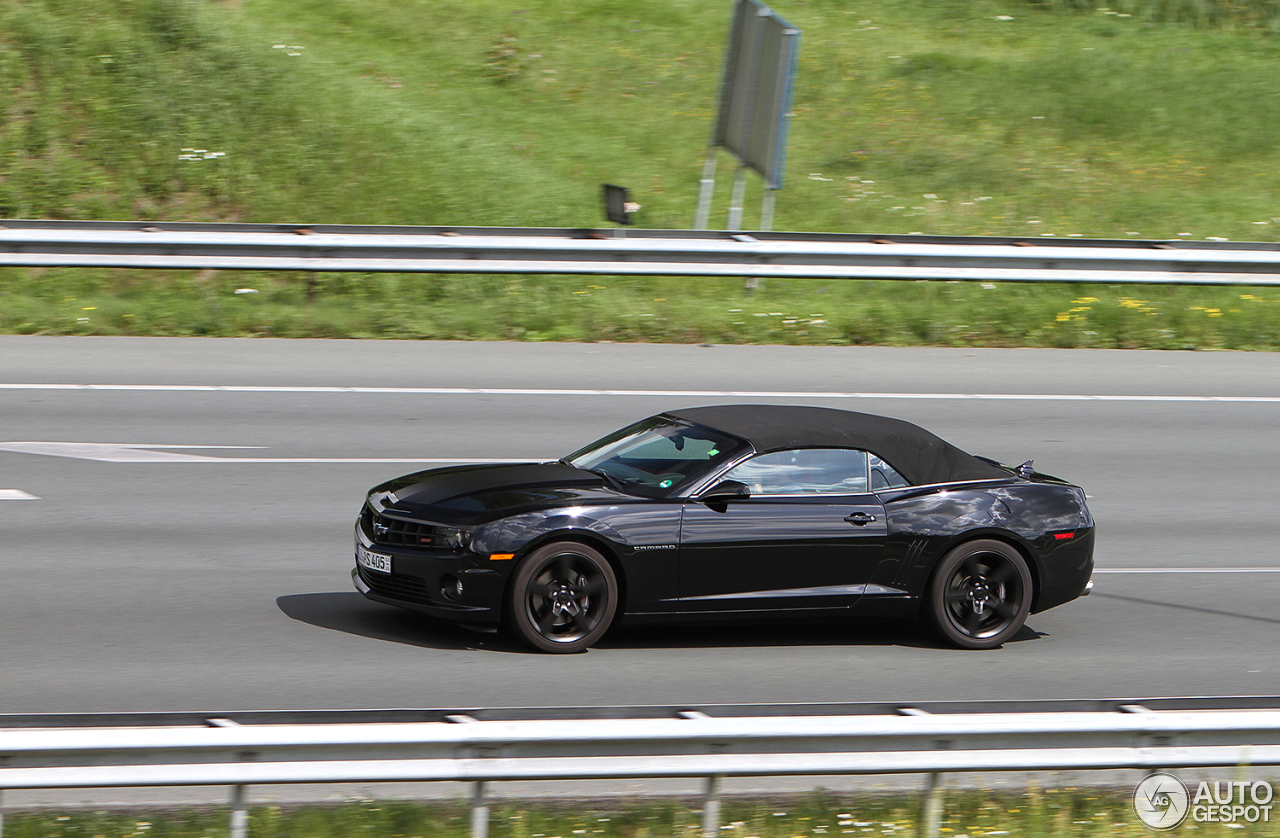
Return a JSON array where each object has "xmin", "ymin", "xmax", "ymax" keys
[
  {"xmin": 927, "ymin": 540, "xmax": 1032, "ymax": 650},
  {"xmin": 507, "ymin": 542, "xmax": 618, "ymax": 653}
]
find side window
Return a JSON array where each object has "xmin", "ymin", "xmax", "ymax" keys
[
  {"xmin": 723, "ymin": 448, "xmax": 870, "ymax": 495},
  {"xmin": 869, "ymin": 453, "xmax": 910, "ymax": 490}
]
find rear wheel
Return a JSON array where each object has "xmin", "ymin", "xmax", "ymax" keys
[
  {"xmin": 508, "ymin": 542, "xmax": 618, "ymax": 653},
  {"xmin": 927, "ymin": 540, "xmax": 1032, "ymax": 650}
]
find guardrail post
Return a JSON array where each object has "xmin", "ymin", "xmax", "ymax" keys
[
  {"xmin": 229, "ymin": 784, "xmax": 248, "ymax": 838},
  {"xmin": 470, "ymin": 780, "xmax": 490, "ymax": 838},
  {"xmin": 921, "ymin": 773, "xmax": 946, "ymax": 838},
  {"xmin": 701, "ymin": 774, "xmax": 723, "ymax": 838}
]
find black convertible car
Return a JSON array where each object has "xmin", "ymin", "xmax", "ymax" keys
[{"xmin": 353, "ymin": 405, "xmax": 1094, "ymax": 652}]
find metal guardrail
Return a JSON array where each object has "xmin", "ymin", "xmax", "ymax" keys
[
  {"xmin": 3, "ymin": 695, "xmax": 1280, "ymax": 727},
  {"xmin": 3, "ymin": 220, "xmax": 1280, "ymax": 285},
  {"xmin": 3, "ymin": 699, "xmax": 1280, "ymax": 838}
]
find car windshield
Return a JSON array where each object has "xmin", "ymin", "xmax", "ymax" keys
[{"xmin": 565, "ymin": 417, "xmax": 747, "ymax": 498}]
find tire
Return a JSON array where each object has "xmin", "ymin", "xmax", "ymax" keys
[
  {"xmin": 507, "ymin": 542, "xmax": 618, "ymax": 653},
  {"xmin": 926, "ymin": 539, "xmax": 1032, "ymax": 650}
]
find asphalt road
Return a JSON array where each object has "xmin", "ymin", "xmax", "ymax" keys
[{"xmin": 2, "ymin": 336, "xmax": 1279, "ymax": 716}]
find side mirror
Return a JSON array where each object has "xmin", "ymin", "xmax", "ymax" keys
[{"xmin": 699, "ymin": 479, "xmax": 750, "ymax": 502}]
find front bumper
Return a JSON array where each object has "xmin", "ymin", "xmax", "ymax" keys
[{"xmin": 352, "ymin": 523, "xmax": 504, "ymax": 625}]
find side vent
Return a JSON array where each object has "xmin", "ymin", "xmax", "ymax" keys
[{"xmin": 892, "ymin": 538, "xmax": 929, "ymax": 588}]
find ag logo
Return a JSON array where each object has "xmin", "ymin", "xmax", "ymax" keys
[{"xmin": 1134, "ymin": 773, "xmax": 1190, "ymax": 829}]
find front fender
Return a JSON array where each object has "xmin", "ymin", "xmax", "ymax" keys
[
  {"xmin": 489, "ymin": 504, "xmax": 683, "ymax": 614},
  {"xmin": 490, "ymin": 511, "xmax": 627, "ymax": 555}
]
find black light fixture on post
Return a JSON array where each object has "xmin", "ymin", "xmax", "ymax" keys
[{"xmin": 602, "ymin": 184, "xmax": 636, "ymax": 235}]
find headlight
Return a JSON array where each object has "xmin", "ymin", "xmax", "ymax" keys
[{"xmin": 437, "ymin": 527, "xmax": 472, "ymax": 551}]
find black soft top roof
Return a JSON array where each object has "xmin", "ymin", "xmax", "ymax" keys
[{"xmin": 663, "ymin": 404, "xmax": 1011, "ymax": 486}]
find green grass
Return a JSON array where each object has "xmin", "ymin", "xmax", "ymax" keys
[
  {"xmin": 1031, "ymin": 0, "xmax": 1280, "ymax": 30},
  {"xmin": 2, "ymin": 787, "xmax": 1271, "ymax": 838},
  {"xmin": 3, "ymin": 0, "xmax": 1280, "ymax": 347},
  {"xmin": 6, "ymin": 268, "xmax": 1280, "ymax": 349}
]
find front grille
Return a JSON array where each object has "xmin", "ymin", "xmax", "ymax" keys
[
  {"xmin": 362, "ymin": 507, "xmax": 437, "ymax": 548},
  {"xmin": 358, "ymin": 565, "xmax": 432, "ymax": 605}
]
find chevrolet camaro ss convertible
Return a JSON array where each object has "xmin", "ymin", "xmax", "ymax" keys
[{"xmin": 353, "ymin": 405, "xmax": 1094, "ymax": 652}]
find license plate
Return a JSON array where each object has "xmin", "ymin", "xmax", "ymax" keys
[{"xmin": 357, "ymin": 544, "xmax": 392, "ymax": 574}]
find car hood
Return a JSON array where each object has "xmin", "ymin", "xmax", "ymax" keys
[{"xmin": 371, "ymin": 461, "xmax": 628, "ymax": 522}]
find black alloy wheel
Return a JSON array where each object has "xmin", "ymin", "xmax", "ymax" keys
[
  {"xmin": 927, "ymin": 539, "xmax": 1032, "ymax": 650},
  {"xmin": 508, "ymin": 542, "xmax": 618, "ymax": 653}
]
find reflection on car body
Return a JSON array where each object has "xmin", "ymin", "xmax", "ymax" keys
[{"xmin": 352, "ymin": 405, "xmax": 1094, "ymax": 652}]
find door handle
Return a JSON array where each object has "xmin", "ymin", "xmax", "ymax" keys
[{"xmin": 844, "ymin": 512, "xmax": 875, "ymax": 526}]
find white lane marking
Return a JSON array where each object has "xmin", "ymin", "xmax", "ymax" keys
[
  {"xmin": 0, "ymin": 442, "xmax": 529, "ymax": 464},
  {"xmin": 1095, "ymin": 568, "xmax": 1280, "ymax": 573},
  {"xmin": 2, "ymin": 383, "xmax": 1280, "ymax": 403},
  {"xmin": 0, "ymin": 489, "xmax": 39, "ymax": 500}
]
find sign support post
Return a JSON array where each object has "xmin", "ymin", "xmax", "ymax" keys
[
  {"xmin": 694, "ymin": 0, "xmax": 800, "ymax": 233},
  {"xmin": 695, "ymin": 150, "xmax": 719, "ymax": 231},
  {"xmin": 727, "ymin": 164, "xmax": 749, "ymax": 233}
]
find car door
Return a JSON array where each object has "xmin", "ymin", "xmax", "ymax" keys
[{"xmin": 677, "ymin": 448, "xmax": 888, "ymax": 612}]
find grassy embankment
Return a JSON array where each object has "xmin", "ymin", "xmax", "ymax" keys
[
  {"xmin": 3, "ymin": 786, "xmax": 1273, "ymax": 838},
  {"xmin": 1, "ymin": 0, "xmax": 1280, "ymax": 347}
]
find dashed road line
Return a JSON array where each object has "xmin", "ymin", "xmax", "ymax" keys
[{"xmin": 0, "ymin": 442, "xmax": 527, "ymax": 464}]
